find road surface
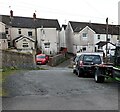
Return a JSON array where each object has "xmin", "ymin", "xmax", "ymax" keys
[{"xmin": 2, "ymin": 60, "xmax": 119, "ymax": 110}]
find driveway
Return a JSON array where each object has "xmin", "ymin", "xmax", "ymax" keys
[{"xmin": 2, "ymin": 59, "xmax": 119, "ymax": 110}]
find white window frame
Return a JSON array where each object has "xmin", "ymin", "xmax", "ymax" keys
[
  {"xmin": 82, "ymin": 33, "xmax": 88, "ymax": 40},
  {"xmin": 22, "ymin": 43, "xmax": 29, "ymax": 47},
  {"xmin": 28, "ymin": 31, "xmax": 32, "ymax": 36}
]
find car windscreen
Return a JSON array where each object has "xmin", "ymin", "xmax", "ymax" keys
[
  {"xmin": 36, "ymin": 55, "xmax": 45, "ymax": 59},
  {"xmin": 83, "ymin": 55, "xmax": 101, "ymax": 64}
]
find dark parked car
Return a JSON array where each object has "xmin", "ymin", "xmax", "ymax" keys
[{"xmin": 73, "ymin": 54, "xmax": 102, "ymax": 77}]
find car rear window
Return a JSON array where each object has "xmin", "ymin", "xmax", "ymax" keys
[
  {"xmin": 37, "ymin": 55, "xmax": 46, "ymax": 59},
  {"xmin": 83, "ymin": 55, "xmax": 101, "ymax": 64}
]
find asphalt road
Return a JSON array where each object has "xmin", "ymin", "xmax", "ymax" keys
[{"xmin": 2, "ymin": 59, "xmax": 119, "ymax": 110}]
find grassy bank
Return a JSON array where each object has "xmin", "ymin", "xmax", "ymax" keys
[
  {"xmin": 0, "ymin": 67, "xmax": 49, "ymax": 97},
  {"xmin": 0, "ymin": 69, "xmax": 19, "ymax": 97},
  {"xmin": 116, "ymin": 66, "xmax": 120, "ymax": 69}
]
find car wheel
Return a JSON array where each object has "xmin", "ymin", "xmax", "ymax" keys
[
  {"xmin": 95, "ymin": 69, "xmax": 105, "ymax": 83},
  {"xmin": 73, "ymin": 69, "xmax": 76, "ymax": 74},
  {"xmin": 77, "ymin": 69, "xmax": 83, "ymax": 77},
  {"xmin": 75, "ymin": 70, "xmax": 78, "ymax": 75}
]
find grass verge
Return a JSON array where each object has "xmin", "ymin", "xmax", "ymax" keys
[
  {"xmin": 115, "ymin": 66, "xmax": 120, "ymax": 69},
  {"xmin": 0, "ymin": 69, "xmax": 20, "ymax": 97}
]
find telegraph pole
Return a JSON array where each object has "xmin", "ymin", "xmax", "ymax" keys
[
  {"xmin": 32, "ymin": 12, "xmax": 38, "ymax": 67},
  {"xmin": 106, "ymin": 17, "xmax": 108, "ymax": 63},
  {"xmin": 9, "ymin": 8, "xmax": 13, "ymax": 47},
  {"xmin": 33, "ymin": 11, "xmax": 38, "ymax": 54}
]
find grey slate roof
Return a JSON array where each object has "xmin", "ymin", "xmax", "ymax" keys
[
  {"xmin": 0, "ymin": 15, "xmax": 61, "ymax": 30},
  {"xmin": 96, "ymin": 41, "xmax": 116, "ymax": 47},
  {"xmin": 69, "ymin": 21, "xmax": 120, "ymax": 35},
  {"xmin": 13, "ymin": 35, "xmax": 35, "ymax": 42}
]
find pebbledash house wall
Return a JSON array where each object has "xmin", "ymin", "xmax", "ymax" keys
[{"xmin": 0, "ymin": 50, "xmax": 36, "ymax": 69}]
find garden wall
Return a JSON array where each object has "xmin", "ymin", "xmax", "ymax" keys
[
  {"xmin": 0, "ymin": 50, "xmax": 36, "ymax": 69},
  {"xmin": 48, "ymin": 53, "xmax": 66, "ymax": 66}
]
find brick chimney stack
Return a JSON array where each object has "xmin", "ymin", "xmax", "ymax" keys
[
  {"xmin": 10, "ymin": 10, "xmax": 13, "ymax": 18},
  {"xmin": 33, "ymin": 12, "xmax": 36, "ymax": 21}
]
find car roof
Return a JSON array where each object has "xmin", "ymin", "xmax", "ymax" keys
[
  {"xmin": 37, "ymin": 54, "xmax": 46, "ymax": 56},
  {"xmin": 82, "ymin": 54, "xmax": 100, "ymax": 56},
  {"xmin": 76, "ymin": 52, "xmax": 103, "ymax": 57}
]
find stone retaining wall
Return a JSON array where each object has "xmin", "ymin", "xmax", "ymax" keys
[
  {"xmin": 0, "ymin": 50, "xmax": 36, "ymax": 69},
  {"xmin": 48, "ymin": 53, "xmax": 66, "ymax": 66}
]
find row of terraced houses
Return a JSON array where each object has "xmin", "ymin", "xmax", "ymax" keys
[{"xmin": 0, "ymin": 4, "xmax": 120, "ymax": 56}]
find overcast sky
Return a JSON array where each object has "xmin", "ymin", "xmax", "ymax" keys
[{"xmin": 0, "ymin": 0, "xmax": 120, "ymax": 25}]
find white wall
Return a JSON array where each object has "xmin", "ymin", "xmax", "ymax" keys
[
  {"xmin": 102, "ymin": 43, "xmax": 116, "ymax": 56},
  {"xmin": 94, "ymin": 34, "xmax": 118, "ymax": 45},
  {"xmin": 0, "ymin": 22, "xmax": 5, "ymax": 33},
  {"xmin": 60, "ymin": 27, "xmax": 66, "ymax": 48},
  {"xmin": 4, "ymin": 25, "xmax": 60, "ymax": 55},
  {"xmin": 37, "ymin": 28, "xmax": 59, "ymax": 55},
  {"xmin": 6, "ymin": 27, "xmax": 36, "ymax": 40},
  {"xmin": 65, "ymin": 22, "xmax": 74, "ymax": 53},
  {"xmin": 94, "ymin": 34, "xmax": 107, "ymax": 45},
  {"xmin": 66, "ymin": 24, "xmax": 96, "ymax": 54},
  {"xmin": 15, "ymin": 38, "xmax": 35, "ymax": 50},
  {"xmin": 0, "ymin": 22, "xmax": 8, "ymax": 50},
  {"xmin": 0, "ymin": 39, "xmax": 8, "ymax": 50},
  {"xmin": 71, "ymin": 26, "xmax": 95, "ymax": 54},
  {"xmin": 15, "ymin": 37, "xmax": 35, "ymax": 54}
]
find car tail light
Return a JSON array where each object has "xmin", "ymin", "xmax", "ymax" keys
[{"xmin": 79, "ymin": 61, "xmax": 83, "ymax": 67}]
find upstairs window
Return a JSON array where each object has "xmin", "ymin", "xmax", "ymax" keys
[
  {"xmin": 28, "ymin": 31, "xmax": 32, "ymax": 36},
  {"xmin": 44, "ymin": 42, "xmax": 50, "ymax": 48},
  {"xmin": 5, "ymin": 28, "xmax": 9, "ymax": 34},
  {"xmin": 18, "ymin": 29, "xmax": 21, "ymax": 34},
  {"xmin": 82, "ymin": 33, "xmax": 87, "ymax": 38},
  {"xmin": 117, "ymin": 36, "xmax": 119, "ymax": 40},
  {"xmin": 98, "ymin": 35, "xmax": 100, "ymax": 39}
]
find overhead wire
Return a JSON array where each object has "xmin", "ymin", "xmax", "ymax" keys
[{"xmin": 0, "ymin": 1, "xmax": 118, "ymax": 24}]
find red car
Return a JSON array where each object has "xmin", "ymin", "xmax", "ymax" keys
[{"xmin": 36, "ymin": 54, "xmax": 49, "ymax": 65}]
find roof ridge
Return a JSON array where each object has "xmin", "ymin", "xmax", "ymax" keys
[
  {"xmin": 69, "ymin": 21, "xmax": 117, "ymax": 26},
  {"xmin": 0, "ymin": 15, "xmax": 61, "ymax": 30},
  {"xmin": 0, "ymin": 15, "xmax": 59, "ymax": 21}
]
